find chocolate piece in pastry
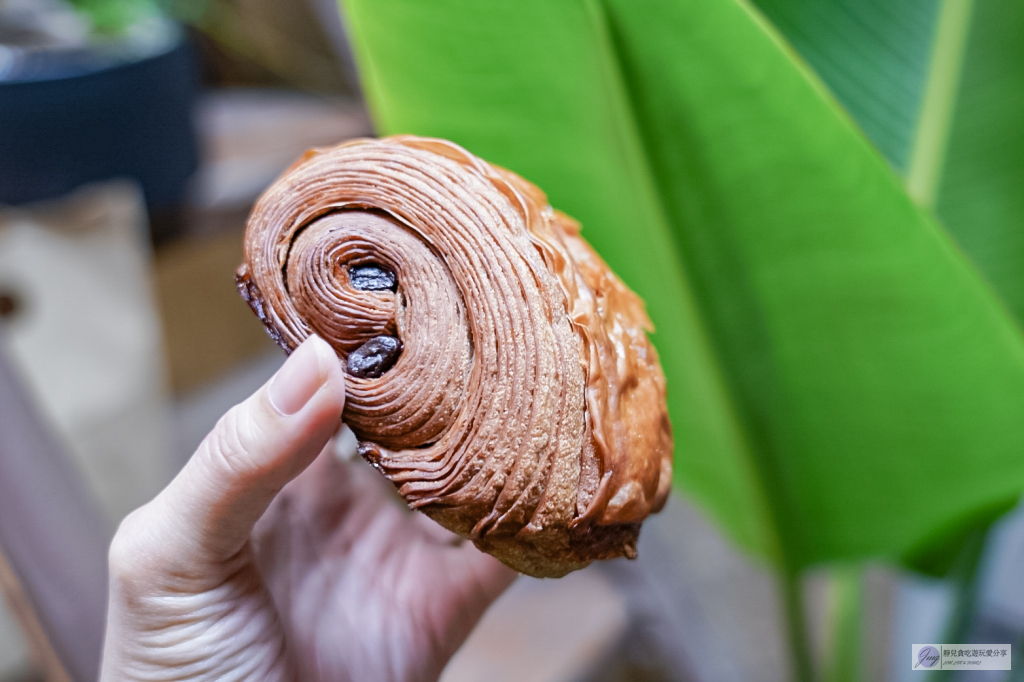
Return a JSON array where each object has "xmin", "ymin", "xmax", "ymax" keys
[{"xmin": 237, "ymin": 136, "xmax": 673, "ymax": 578}]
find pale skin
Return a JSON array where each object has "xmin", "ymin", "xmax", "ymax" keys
[{"xmin": 101, "ymin": 335, "xmax": 517, "ymax": 681}]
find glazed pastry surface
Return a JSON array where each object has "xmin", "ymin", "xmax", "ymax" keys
[{"xmin": 238, "ymin": 136, "xmax": 672, "ymax": 577}]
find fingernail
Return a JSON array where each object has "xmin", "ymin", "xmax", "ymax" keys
[{"xmin": 269, "ymin": 336, "xmax": 335, "ymax": 415}]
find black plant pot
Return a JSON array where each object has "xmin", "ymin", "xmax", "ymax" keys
[{"xmin": 0, "ymin": 29, "xmax": 199, "ymax": 242}]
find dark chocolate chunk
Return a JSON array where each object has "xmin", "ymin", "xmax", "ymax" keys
[
  {"xmin": 347, "ymin": 335, "xmax": 403, "ymax": 378},
  {"xmin": 349, "ymin": 264, "xmax": 397, "ymax": 292}
]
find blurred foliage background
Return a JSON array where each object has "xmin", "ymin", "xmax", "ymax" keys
[
  {"xmin": 338, "ymin": 0, "xmax": 1024, "ymax": 679},
  {"xmin": 164, "ymin": 0, "xmax": 355, "ymax": 93},
  {"xmin": 3, "ymin": 0, "xmax": 1024, "ymax": 680}
]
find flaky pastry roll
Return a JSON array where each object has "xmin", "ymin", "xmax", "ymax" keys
[{"xmin": 237, "ymin": 136, "xmax": 672, "ymax": 577}]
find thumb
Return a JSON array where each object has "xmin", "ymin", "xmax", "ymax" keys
[{"xmin": 118, "ymin": 335, "xmax": 347, "ymax": 569}]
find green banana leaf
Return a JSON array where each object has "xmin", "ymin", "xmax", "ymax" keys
[
  {"xmin": 750, "ymin": 0, "xmax": 941, "ymax": 175},
  {"xmin": 753, "ymin": 0, "xmax": 1024, "ymax": 329},
  {"xmin": 749, "ymin": 0, "xmax": 1024, "ymax": 572},
  {"xmin": 938, "ymin": 0, "xmax": 1024, "ymax": 325},
  {"xmin": 340, "ymin": 0, "xmax": 1024, "ymax": 573}
]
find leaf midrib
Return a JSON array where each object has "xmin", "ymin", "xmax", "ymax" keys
[{"xmin": 907, "ymin": 0, "xmax": 975, "ymax": 208}]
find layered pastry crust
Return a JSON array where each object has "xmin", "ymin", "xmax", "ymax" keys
[{"xmin": 238, "ymin": 136, "xmax": 672, "ymax": 577}]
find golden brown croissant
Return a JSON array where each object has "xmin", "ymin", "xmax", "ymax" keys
[{"xmin": 237, "ymin": 136, "xmax": 672, "ymax": 577}]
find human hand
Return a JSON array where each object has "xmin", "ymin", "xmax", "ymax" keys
[{"xmin": 100, "ymin": 335, "xmax": 517, "ymax": 681}]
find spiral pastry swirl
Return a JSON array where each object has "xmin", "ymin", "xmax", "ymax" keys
[{"xmin": 237, "ymin": 136, "xmax": 672, "ymax": 577}]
